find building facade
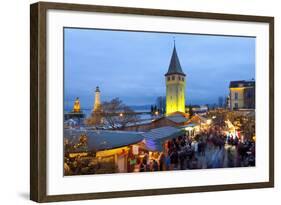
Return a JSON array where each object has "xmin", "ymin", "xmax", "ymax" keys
[
  {"xmin": 165, "ymin": 44, "xmax": 186, "ymax": 115},
  {"xmin": 229, "ymin": 80, "xmax": 255, "ymax": 110}
]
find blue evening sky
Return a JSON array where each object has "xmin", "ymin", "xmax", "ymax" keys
[{"xmin": 64, "ymin": 28, "xmax": 255, "ymax": 110}]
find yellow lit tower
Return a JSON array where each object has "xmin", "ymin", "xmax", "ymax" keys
[
  {"xmin": 165, "ymin": 42, "xmax": 186, "ymax": 115},
  {"xmin": 93, "ymin": 86, "xmax": 101, "ymax": 111},
  {"xmin": 73, "ymin": 97, "xmax": 81, "ymax": 113}
]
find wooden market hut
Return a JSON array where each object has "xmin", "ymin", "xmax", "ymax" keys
[
  {"xmin": 64, "ymin": 129, "xmax": 144, "ymax": 173},
  {"xmin": 124, "ymin": 112, "xmax": 189, "ymax": 132}
]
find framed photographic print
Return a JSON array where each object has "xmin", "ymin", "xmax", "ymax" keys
[{"xmin": 30, "ymin": 1, "xmax": 274, "ymax": 202}]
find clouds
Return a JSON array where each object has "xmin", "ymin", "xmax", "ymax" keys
[{"xmin": 64, "ymin": 28, "xmax": 255, "ymax": 108}]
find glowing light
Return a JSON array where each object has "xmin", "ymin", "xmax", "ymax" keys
[
  {"xmin": 184, "ymin": 127, "xmax": 194, "ymax": 131},
  {"xmin": 230, "ymin": 87, "xmax": 245, "ymax": 91},
  {"xmin": 206, "ymin": 119, "xmax": 212, "ymax": 125},
  {"xmin": 119, "ymin": 113, "xmax": 123, "ymax": 117},
  {"xmin": 69, "ymin": 152, "xmax": 88, "ymax": 158},
  {"xmin": 96, "ymin": 146, "xmax": 129, "ymax": 157},
  {"xmin": 73, "ymin": 97, "xmax": 81, "ymax": 113},
  {"xmin": 194, "ymin": 126, "xmax": 200, "ymax": 132},
  {"xmin": 252, "ymin": 135, "xmax": 256, "ymax": 142}
]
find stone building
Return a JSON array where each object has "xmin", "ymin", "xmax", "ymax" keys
[{"xmin": 229, "ymin": 80, "xmax": 255, "ymax": 110}]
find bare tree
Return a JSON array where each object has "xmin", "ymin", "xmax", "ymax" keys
[
  {"xmin": 188, "ymin": 105, "xmax": 194, "ymax": 118},
  {"xmin": 101, "ymin": 98, "xmax": 139, "ymax": 129},
  {"xmin": 85, "ymin": 98, "xmax": 139, "ymax": 130},
  {"xmin": 85, "ymin": 104, "xmax": 103, "ymax": 128}
]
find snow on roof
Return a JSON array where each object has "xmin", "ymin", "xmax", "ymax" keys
[
  {"xmin": 64, "ymin": 129, "xmax": 144, "ymax": 152},
  {"xmin": 166, "ymin": 114, "xmax": 188, "ymax": 123},
  {"xmin": 64, "ymin": 126, "xmax": 185, "ymax": 153}
]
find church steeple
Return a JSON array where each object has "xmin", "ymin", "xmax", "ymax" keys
[
  {"xmin": 165, "ymin": 43, "xmax": 185, "ymax": 76},
  {"xmin": 165, "ymin": 41, "xmax": 186, "ymax": 115}
]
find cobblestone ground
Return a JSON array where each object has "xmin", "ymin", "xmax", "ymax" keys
[{"xmin": 193, "ymin": 143, "xmax": 240, "ymax": 169}]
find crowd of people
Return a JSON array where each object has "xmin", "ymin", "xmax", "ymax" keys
[
  {"xmin": 64, "ymin": 125, "xmax": 256, "ymax": 175},
  {"xmin": 135, "ymin": 126, "xmax": 256, "ymax": 172}
]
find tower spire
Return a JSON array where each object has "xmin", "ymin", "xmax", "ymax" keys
[{"xmin": 165, "ymin": 38, "xmax": 185, "ymax": 76}]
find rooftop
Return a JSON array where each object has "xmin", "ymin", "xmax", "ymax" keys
[
  {"xmin": 165, "ymin": 45, "xmax": 185, "ymax": 76},
  {"xmin": 141, "ymin": 126, "xmax": 184, "ymax": 151},
  {"xmin": 64, "ymin": 125, "xmax": 185, "ymax": 153},
  {"xmin": 229, "ymin": 80, "xmax": 255, "ymax": 88},
  {"xmin": 64, "ymin": 129, "xmax": 144, "ymax": 152},
  {"xmin": 166, "ymin": 114, "xmax": 189, "ymax": 123}
]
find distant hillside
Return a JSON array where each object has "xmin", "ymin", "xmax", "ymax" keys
[{"xmin": 129, "ymin": 105, "xmax": 151, "ymax": 111}]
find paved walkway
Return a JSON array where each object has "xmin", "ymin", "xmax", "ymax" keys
[{"xmin": 194, "ymin": 143, "xmax": 239, "ymax": 169}]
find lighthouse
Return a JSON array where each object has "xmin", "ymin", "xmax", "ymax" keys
[{"xmin": 93, "ymin": 86, "xmax": 101, "ymax": 111}]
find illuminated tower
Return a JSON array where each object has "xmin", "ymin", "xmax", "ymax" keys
[
  {"xmin": 73, "ymin": 97, "xmax": 81, "ymax": 113},
  {"xmin": 93, "ymin": 86, "xmax": 101, "ymax": 111},
  {"xmin": 165, "ymin": 43, "xmax": 186, "ymax": 115}
]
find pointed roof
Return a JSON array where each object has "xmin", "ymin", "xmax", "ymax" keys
[
  {"xmin": 165, "ymin": 45, "xmax": 185, "ymax": 76},
  {"xmin": 95, "ymin": 86, "xmax": 100, "ymax": 92}
]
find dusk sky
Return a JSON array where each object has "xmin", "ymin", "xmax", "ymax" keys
[{"xmin": 64, "ymin": 28, "xmax": 255, "ymax": 111}]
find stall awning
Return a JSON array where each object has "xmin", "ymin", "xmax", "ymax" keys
[{"xmin": 141, "ymin": 126, "xmax": 184, "ymax": 152}]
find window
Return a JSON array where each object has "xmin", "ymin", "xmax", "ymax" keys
[
  {"xmin": 178, "ymin": 76, "xmax": 181, "ymax": 80},
  {"xmin": 167, "ymin": 77, "xmax": 170, "ymax": 81},
  {"xmin": 172, "ymin": 76, "xmax": 175, "ymax": 80},
  {"xmin": 182, "ymin": 77, "xmax": 184, "ymax": 81},
  {"xmin": 234, "ymin": 103, "xmax": 238, "ymax": 109},
  {"xmin": 234, "ymin": 92, "xmax": 238, "ymax": 100}
]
